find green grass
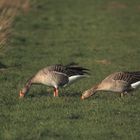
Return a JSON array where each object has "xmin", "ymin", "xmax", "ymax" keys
[{"xmin": 0, "ymin": 0, "xmax": 140, "ymax": 139}]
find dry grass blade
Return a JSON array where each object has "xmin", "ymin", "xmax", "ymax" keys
[
  {"xmin": 95, "ymin": 59, "xmax": 111, "ymax": 65},
  {"xmin": 0, "ymin": 0, "xmax": 30, "ymax": 49}
]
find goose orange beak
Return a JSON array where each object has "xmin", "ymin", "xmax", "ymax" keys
[{"xmin": 19, "ymin": 90, "xmax": 25, "ymax": 98}]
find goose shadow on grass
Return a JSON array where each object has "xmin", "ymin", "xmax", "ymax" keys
[
  {"xmin": 0, "ymin": 62, "xmax": 7, "ymax": 69},
  {"xmin": 28, "ymin": 91, "xmax": 51, "ymax": 98},
  {"xmin": 61, "ymin": 91, "xmax": 81, "ymax": 97},
  {"xmin": 0, "ymin": 62, "xmax": 22, "ymax": 71},
  {"xmin": 28, "ymin": 90, "xmax": 81, "ymax": 98}
]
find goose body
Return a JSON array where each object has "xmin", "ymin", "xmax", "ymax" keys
[
  {"xmin": 81, "ymin": 71, "xmax": 140, "ymax": 99},
  {"xmin": 19, "ymin": 63, "xmax": 89, "ymax": 98}
]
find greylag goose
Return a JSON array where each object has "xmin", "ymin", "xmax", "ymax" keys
[
  {"xmin": 81, "ymin": 71, "xmax": 140, "ymax": 99},
  {"xmin": 19, "ymin": 63, "xmax": 89, "ymax": 98}
]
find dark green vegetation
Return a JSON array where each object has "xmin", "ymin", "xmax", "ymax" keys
[{"xmin": 0, "ymin": 0, "xmax": 140, "ymax": 139}]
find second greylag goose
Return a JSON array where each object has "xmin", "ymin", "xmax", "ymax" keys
[
  {"xmin": 81, "ymin": 71, "xmax": 140, "ymax": 99},
  {"xmin": 19, "ymin": 63, "xmax": 89, "ymax": 98}
]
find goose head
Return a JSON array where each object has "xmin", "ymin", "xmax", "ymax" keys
[
  {"xmin": 81, "ymin": 89, "xmax": 95, "ymax": 100},
  {"xmin": 19, "ymin": 87, "xmax": 29, "ymax": 98},
  {"xmin": 81, "ymin": 84, "xmax": 99, "ymax": 100}
]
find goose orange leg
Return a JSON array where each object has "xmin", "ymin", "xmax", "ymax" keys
[{"xmin": 54, "ymin": 88, "xmax": 59, "ymax": 97}]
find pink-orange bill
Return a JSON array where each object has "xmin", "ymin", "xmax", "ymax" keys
[{"xmin": 19, "ymin": 90, "xmax": 25, "ymax": 98}]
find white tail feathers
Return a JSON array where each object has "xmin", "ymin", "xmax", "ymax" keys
[
  {"xmin": 131, "ymin": 81, "xmax": 140, "ymax": 89},
  {"xmin": 68, "ymin": 75, "xmax": 88, "ymax": 85}
]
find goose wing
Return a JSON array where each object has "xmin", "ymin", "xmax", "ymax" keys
[
  {"xmin": 44, "ymin": 63, "xmax": 89, "ymax": 77},
  {"xmin": 112, "ymin": 71, "xmax": 140, "ymax": 84},
  {"xmin": 41, "ymin": 66, "xmax": 69, "ymax": 87},
  {"xmin": 41, "ymin": 64, "xmax": 89, "ymax": 86}
]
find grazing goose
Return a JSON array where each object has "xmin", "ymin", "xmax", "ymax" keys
[
  {"xmin": 19, "ymin": 63, "xmax": 89, "ymax": 98},
  {"xmin": 81, "ymin": 71, "xmax": 140, "ymax": 99}
]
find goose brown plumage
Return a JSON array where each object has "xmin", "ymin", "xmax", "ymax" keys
[
  {"xmin": 81, "ymin": 71, "xmax": 140, "ymax": 99},
  {"xmin": 19, "ymin": 63, "xmax": 89, "ymax": 98}
]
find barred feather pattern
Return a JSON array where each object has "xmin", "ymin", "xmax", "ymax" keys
[
  {"xmin": 43, "ymin": 64, "xmax": 89, "ymax": 77},
  {"xmin": 113, "ymin": 71, "xmax": 140, "ymax": 84}
]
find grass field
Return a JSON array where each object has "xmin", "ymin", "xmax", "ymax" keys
[{"xmin": 0, "ymin": 0, "xmax": 140, "ymax": 139}]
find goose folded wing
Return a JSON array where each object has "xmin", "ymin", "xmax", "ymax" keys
[{"xmin": 113, "ymin": 71, "xmax": 140, "ymax": 84}]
